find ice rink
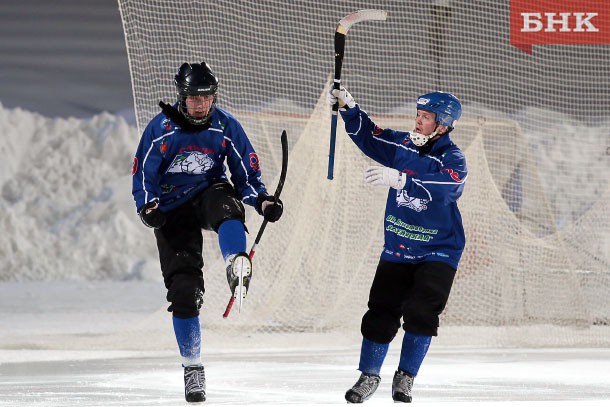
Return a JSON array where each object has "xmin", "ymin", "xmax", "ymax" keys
[
  {"xmin": 3, "ymin": 347, "xmax": 610, "ymax": 406},
  {"xmin": 1, "ymin": 281, "xmax": 609, "ymax": 406}
]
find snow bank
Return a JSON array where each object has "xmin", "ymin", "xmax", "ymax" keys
[{"xmin": 0, "ymin": 103, "xmax": 159, "ymax": 281}]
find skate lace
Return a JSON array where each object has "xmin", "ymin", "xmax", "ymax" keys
[
  {"xmin": 351, "ymin": 374, "xmax": 380, "ymax": 397},
  {"xmin": 184, "ymin": 367, "xmax": 205, "ymax": 394},
  {"xmin": 392, "ymin": 371, "xmax": 413, "ymax": 395}
]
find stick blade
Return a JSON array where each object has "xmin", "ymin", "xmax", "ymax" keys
[{"xmin": 338, "ymin": 9, "xmax": 388, "ymax": 32}]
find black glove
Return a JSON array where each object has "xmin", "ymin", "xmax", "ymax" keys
[
  {"xmin": 256, "ymin": 192, "xmax": 283, "ymax": 222},
  {"xmin": 139, "ymin": 201, "xmax": 166, "ymax": 229}
]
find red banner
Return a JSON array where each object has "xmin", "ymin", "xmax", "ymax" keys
[{"xmin": 510, "ymin": 0, "xmax": 610, "ymax": 54}]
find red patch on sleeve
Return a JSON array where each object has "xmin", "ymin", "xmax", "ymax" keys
[
  {"xmin": 372, "ymin": 125, "xmax": 383, "ymax": 136},
  {"xmin": 249, "ymin": 153, "xmax": 260, "ymax": 172},
  {"xmin": 442, "ymin": 168, "xmax": 461, "ymax": 182},
  {"xmin": 131, "ymin": 157, "xmax": 138, "ymax": 175}
]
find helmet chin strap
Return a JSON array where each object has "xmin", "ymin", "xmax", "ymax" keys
[
  {"xmin": 410, "ymin": 130, "xmax": 437, "ymax": 147},
  {"xmin": 410, "ymin": 123, "xmax": 445, "ymax": 147}
]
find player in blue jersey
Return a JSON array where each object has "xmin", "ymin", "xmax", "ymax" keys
[
  {"xmin": 132, "ymin": 62, "xmax": 283, "ymax": 402},
  {"xmin": 328, "ymin": 86, "xmax": 467, "ymax": 403}
]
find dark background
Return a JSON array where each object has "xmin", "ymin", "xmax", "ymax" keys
[{"xmin": 0, "ymin": 0, "xmax": 134, "ymax": 119}]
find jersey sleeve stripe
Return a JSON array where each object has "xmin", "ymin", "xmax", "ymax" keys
[
  {"xmin": 420, "ymin": 174, "xmax": 468, "ymax": 185},
  {"xmin": 140, "ymin": 133, "xmax": 171, "ymax": 204},
  {"xmin": 224, "ymin": 135, "xmax": 258, "ymax": 198},
  {"xmin": 372, "ymin": 135, "xmax": 419, "ymax": 154}
]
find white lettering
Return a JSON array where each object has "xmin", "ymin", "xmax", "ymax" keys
[
  {"xmin": 521, "ymin": 12, "xmax": 543, "ymax": 32},
  {"xmin": 544, "ymin": 12, "xmax": 571, "ymax": 32},
  {"xmin": 573, "ymin": 12, "xmax": 598, "ymax": 32},
  {"xmin": 521, "ymin": 11, "xmax": 600, "ymax": 33}
]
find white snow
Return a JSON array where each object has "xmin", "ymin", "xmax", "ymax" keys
[{"xmin": 0, "ymin": 103, "xmax": 160, "ymax": 281}]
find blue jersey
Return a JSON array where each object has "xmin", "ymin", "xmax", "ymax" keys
[
  {"xmin": 340, "ymin": 105, "xmax": 467, "ymax": 269},
  {"xmin": 132, "ymin": 105, "xmax": 267, "ymax": 212}
]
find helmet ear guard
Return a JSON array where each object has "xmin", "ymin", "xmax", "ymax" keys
[{"xmin": 174, "ymin": 62, "xmax": 219, "ymax": 125}]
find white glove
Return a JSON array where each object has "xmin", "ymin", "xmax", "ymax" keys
[
  {"xmin": 364, "ymin": 165, "xmax": 406, "ymax": 189},
  {"xmin": 327, "ymin": 86, "xmax": 356, "ymax": 110}
]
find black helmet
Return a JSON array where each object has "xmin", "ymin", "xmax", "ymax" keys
[{"xmin": 174, "ymin": 62, "xmax": 219, "ymax": 125}]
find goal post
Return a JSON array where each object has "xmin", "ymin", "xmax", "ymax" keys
[{"xmin": 117, "ymin": 0, "xmax": 610, "ymax": 347}]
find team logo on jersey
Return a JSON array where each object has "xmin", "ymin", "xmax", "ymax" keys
[
  {"xmin": 396, "ymin": 189, "xmax": 430, "ymax": 212},
  {"xmin": 131, "ymin": 157, "xmax": 138, "ymax": 175},
  {"xmin": 249, "ymin": 153, "xmax": 260, "ymax": 172},
  {"xmin": 161, "ymin": 118, "xmax": 172, "ymax": 130},
  {"xmin": 160, "ymin": 141, "xmax": 168, "ymax": 154},
  {"xmin": 166, "ymin": 151, "xmax": 214, "ymax": 175},
  {"xmin": 160, "ymin": 183, "xmax": 176, "ymax": 194},
  {"xmin": 372, "ymin": 125, "xmax": 383, "ymax": 136}
]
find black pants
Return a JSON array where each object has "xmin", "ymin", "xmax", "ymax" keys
[
  {"xmin": 361, "ymin": 260, "xmax": 456, "ymax": 342},
  {"xmin": 153, "ymin": 181, "xmax": 245, "ymax": 318}
]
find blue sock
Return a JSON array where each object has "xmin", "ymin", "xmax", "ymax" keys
[
  {"xmin": 398, "ymin": 331, "xmax": 431, "ymax": 377},
  {"xmin": 358, "ymin": 337, "xmax": 389, "ymax": 376},
  {"xmin": 172, "ymin": 316, "xmax": 202, "ymax": 366},
  {"xmin": 218, "ymin": 219, "xmax": 246, "ymax": 260}
]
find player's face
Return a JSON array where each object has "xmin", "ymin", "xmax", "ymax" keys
[
  {"xmin": 185, "ymin": 95, "xmax": 214, "ymax": 119},
  {"xmin": 415, "ymin": 109, "xmax": 438, "ymax": 135}
]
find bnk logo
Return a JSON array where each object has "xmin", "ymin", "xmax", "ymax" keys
[
  {"xmin": 510, "ymin": 0, "xmax": 610, "ymax": 54},
  {"xmin": 521, "ymin": 12, "xmax": 598, "ymax": 33}
]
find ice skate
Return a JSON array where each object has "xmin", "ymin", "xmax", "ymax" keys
[
  {"xmin": 184, "ymin": 365, "xmax": 206, "ymax": 402},
  {"xmin": 226, "ymin": 252, "xmax": 252, "ymax": 311},
  {"xmin": 345, "ymin": 372, "xmax": 381, "ymax": 403},
  {"xmin": 392, "ymin": 369, "xmax": 414, "ymax": 403}
]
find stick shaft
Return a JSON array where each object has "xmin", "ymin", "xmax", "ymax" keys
[
  {"xmin": 223, "ymin": 130, "xmax": 289, "ymax": 318},
  {"xmin": 327, "ymin": 10, "xmax": 387, "ymax": 180}
]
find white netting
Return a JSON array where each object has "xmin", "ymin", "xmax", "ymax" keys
[{"xmin": 117, "ymin": 0, "xmax": 610, "ymax": 346}]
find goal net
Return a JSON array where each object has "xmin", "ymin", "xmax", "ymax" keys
[{"xmin": 117, "ymin": 0, "xmax": 610, "ymax": 347}]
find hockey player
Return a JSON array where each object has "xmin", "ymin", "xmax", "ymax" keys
[
  {"xmin": 328, "ymin": 87, "xmax": 466, "ymax": 403},
  {"xmin": 132, "ymin": 62, "xmax": 283, "ymax": 402}
]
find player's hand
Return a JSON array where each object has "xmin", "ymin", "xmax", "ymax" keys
[
  {"xmin": 256, "ymin": 192, "xmax": 283, "ymax": 222},
  {"xmin": 139, "ymin": 201, "xmax": 166, "ymax": 229},
  {"xmin": 327, "ymin": 86, "xmax": 356, "ymax": 110},
  {"xmin": 364, "ymin": 165, "xmax": 406, "ymax": 189}
]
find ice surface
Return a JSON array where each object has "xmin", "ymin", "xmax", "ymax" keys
[{"xmin": 1, "ymin": 281, "xmax": 610, "ymax": 406}]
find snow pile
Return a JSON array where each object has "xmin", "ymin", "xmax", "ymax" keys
[{"xmin": 0, "ymin": 103, "xmax": 159, "ymax": 281}]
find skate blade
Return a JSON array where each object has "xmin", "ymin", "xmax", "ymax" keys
[{"xmin": 232, "ymin": 256, "xmax": 251, "ymax": 312}]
